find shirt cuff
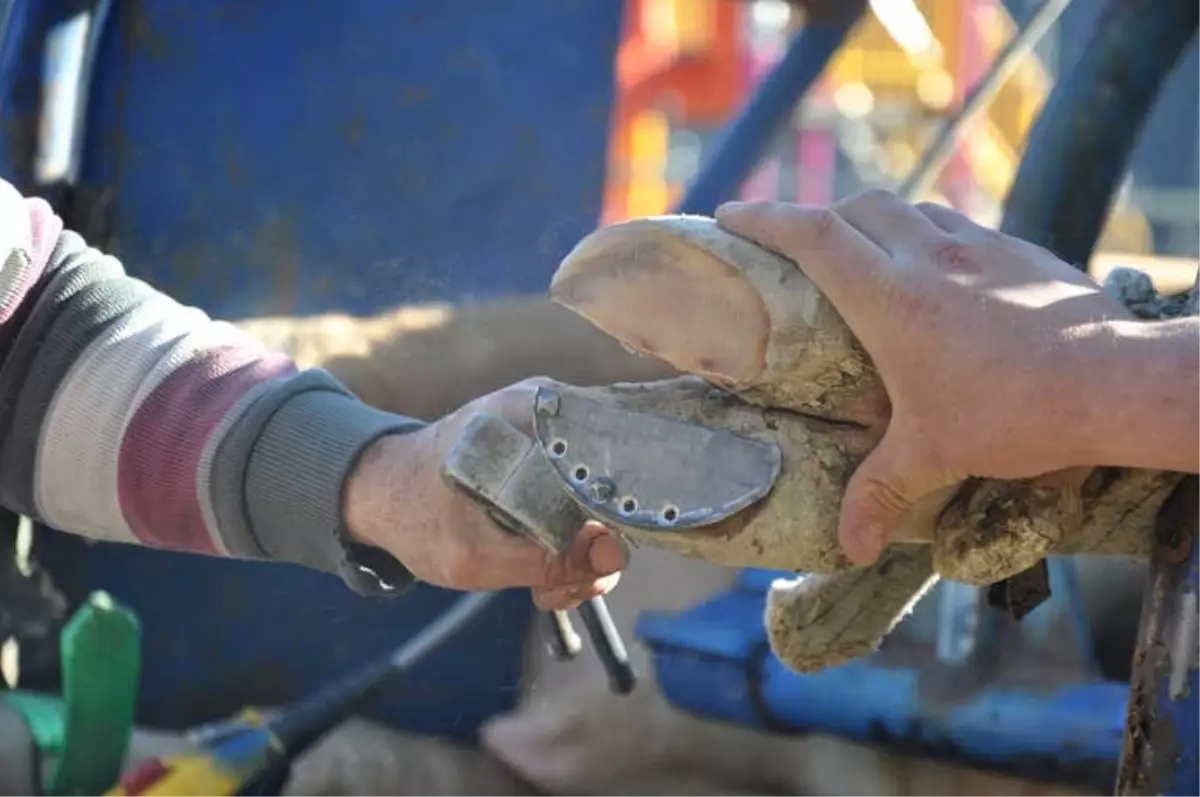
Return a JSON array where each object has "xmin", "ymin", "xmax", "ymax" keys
[{"xmin": 243, "ymin": 389, "xmax": 425, "ymax": 596}]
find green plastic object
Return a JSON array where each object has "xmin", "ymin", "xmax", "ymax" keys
[
  {"xmin": 1, "ymin": 591, "xmax": 141, "ymax": 795},
  {"xmin": 55, "ymin": 591, "xmax": 141, "ymax": 795}
]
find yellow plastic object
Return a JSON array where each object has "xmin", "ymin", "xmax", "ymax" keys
[
  {"xmin": 626, "ymin": 108, "xmax": 672, "ymax": 217},
  {"xmin": 105, "ymin": 711, "xmax": 283, "ymax": 796},
  {"xmin": 825, "ymin": 0, "xmax": 1059, "ymax": 203},
  {"xmin": 105, "ymin": 755, "xmax": 241, "ymax": 796}
]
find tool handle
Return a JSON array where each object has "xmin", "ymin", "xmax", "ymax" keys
[
  {"xmin": 440, "ymin": 413, "xmax": 587, "ymax": 551},
  {"xmin": 442, "ymin": 413, "xmax": 636, "ymax": 694},
  {"xmin": 577, "ymin": 597, "xmax": 636, "ymax": 694},
  {"xmin": 545, "ymin": 609, "xmax": 583, "ymax": 660}
]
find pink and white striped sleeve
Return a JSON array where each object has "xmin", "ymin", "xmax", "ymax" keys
[{"xmin": 0, "ymin": 180, "xmax": 422, "ymax": 595}]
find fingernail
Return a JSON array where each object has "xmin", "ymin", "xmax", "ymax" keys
[{"xmin": 587, "ymin": 535, "xmax": 626, "ymax": 576}]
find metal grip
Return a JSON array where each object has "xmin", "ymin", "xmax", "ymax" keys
[
  {"xmin": 441, "ymin": 412, "xmax": 637, "ymax": 694},
  {"xmin": 441, "ymin": 413, "xmax": 587, "ymax": 553}
]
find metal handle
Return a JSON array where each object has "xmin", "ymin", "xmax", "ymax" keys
[
  {"xmin": 577, "ymin": 598, "xmax": 635, "ymax": 694},
  {"xmin": 441, "ymin": 413, "xmax": 637, "ymax": 694},
  {"xmin": 545, "ymin": 609, "xmax": 583, "ymax": 661}
]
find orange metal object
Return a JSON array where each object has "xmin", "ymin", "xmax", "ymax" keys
[{"xmin": 602, "ymin": 0, "xmax": 750, "ymax": 223}]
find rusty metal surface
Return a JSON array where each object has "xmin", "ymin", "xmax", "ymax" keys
[{"xmin": 1117, "ymin": 477, "xmax": 1199, "ymax": 796}]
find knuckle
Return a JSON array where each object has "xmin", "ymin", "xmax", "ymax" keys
[
  {"xmin": 929, "ymin": 239, "xmax": 981, "ymax": 274},
  {"xmin": 531, "ymin": 587, "xmax": 565, "ymax": 611},
  {"xmin": 1021, "ymin": 240, "xmax": 1061, "ymax": 263},
  {"xmin": 729, "ymin": 199, "xmax": 772, "ymax": 215},
  {"xmin": 863, "ymin": 475, "xmax": 913, "ymax": 516},
  {"xmin": 859, "ymin": 188, "xmax": 900, "ymax": 205},
  {"xmin": 804, "ymin": 207, "xmax": 839, "ymax": 246},
  {"xmin": 838, "ymin": 188, "xmax": 899, "ymax": 214}
]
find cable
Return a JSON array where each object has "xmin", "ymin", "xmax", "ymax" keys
[{"xmin": 267, "ymin": 591, "xmax": 498, "ymax": 755}]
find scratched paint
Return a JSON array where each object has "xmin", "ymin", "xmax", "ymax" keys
[{"xmin": 1168, "ymin": 591, "xmax": 1198, "ymax": 700}]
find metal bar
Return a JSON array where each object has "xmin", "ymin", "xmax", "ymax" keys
[
  {"xmin": 577, "ymin": 598, "xmax": 636, "ymax": 694},
  {"xmin": 1117, "ymin": 478, "xmax": 1199, "ymax": 796},
  {"xmin": 755, "ymin": 658, "xmax": 1125, "ymax": 792},
  {"xmin": 674, "ymin": 5, "xmax": 864, "ymax": 216},
  {"xmin": 897, "ymin": 0, "xmax": 1070, "ymax": 201}
]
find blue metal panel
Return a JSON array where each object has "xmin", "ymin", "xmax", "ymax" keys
[
  {"xmin": 26, "ymin": 0, "xmax": 624, "ymax": 737},
  {"xmin": 756, "ymin": 658, "xmax": 1125, "ymax": 788},
  {"xmin": 638, "ymin": 573, "xmax": 1127, "ymax": 792},
  {"xmin": 79, "ymin": 0, "xmax": 622, "ymax": 316},
  {"xmin": 637, "ymin": 583, "xmax": 771, "ymax": 730},
  {"xmin": 0, "ymin": 0, "xmax": 59, "ymax": 186}
]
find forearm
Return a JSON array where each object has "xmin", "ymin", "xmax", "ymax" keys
[
  {"xmin": 0, "ymin": 183, "xmax": 421, "ymax": 593},
  {"xmin": 1071, "ymin": 317, "xmax": 1199, "ymax": 473}
]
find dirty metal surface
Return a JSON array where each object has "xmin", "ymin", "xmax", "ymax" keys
[
  {"xmin": 442, "ymin": 412, "xmax": 587, "ymax": 555},
  {"xmin": 17, "ymin": 0, "xmax": 623, "ymax": 737},
  {"xmin": 1116, "ymin": 477, "xmax": 1199, "ymax": 796}
]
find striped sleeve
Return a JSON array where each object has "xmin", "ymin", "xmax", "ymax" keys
[{"xmin": 0, "ymin": 180, "xmax": 422, "ymax": 595}]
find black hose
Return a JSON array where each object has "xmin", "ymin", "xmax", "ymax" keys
[
  {"xmin": 999, "ymin": 0, "xmax": 1199, "ymax": 266},
  {"xmin": 266, "ymin": 591, "xmax": 497, "ymax": 756}
]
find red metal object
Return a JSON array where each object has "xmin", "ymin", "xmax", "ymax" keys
[
  {"xmin": 603, "ymin": 0, "xmax": 751, "ymax": 222},
  {"xmin": 115, "ymin": 757, "xmax": 168, "ymax": 795},
  {"xmin": 945, "ymin": 0, "xmax": 987, "ymax": 207}
]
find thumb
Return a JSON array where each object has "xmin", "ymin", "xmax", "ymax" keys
[
  {"xmin": 838, "ymin": 437, "xmax": 939, "ymax": 566},
  {"xmin": 498, "ymin": 522, "xmax": 628, "ymax": 589}
]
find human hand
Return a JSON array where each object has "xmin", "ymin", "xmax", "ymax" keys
[
  {"xmin": 343, "ymin": 378, "xmax": 627, "ymax": 610},
  {"xmin": 716, "ymin": 191, "xmax": 1133, "ymax": 565}
]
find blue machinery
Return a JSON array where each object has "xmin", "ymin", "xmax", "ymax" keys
[
  {"xmin": 0, "ymin": 0, "xmax": 1194, "ymax": 794},
  {"xmin": 3, "ymin": 0, "xmax": 621, "ymax": 738}
]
